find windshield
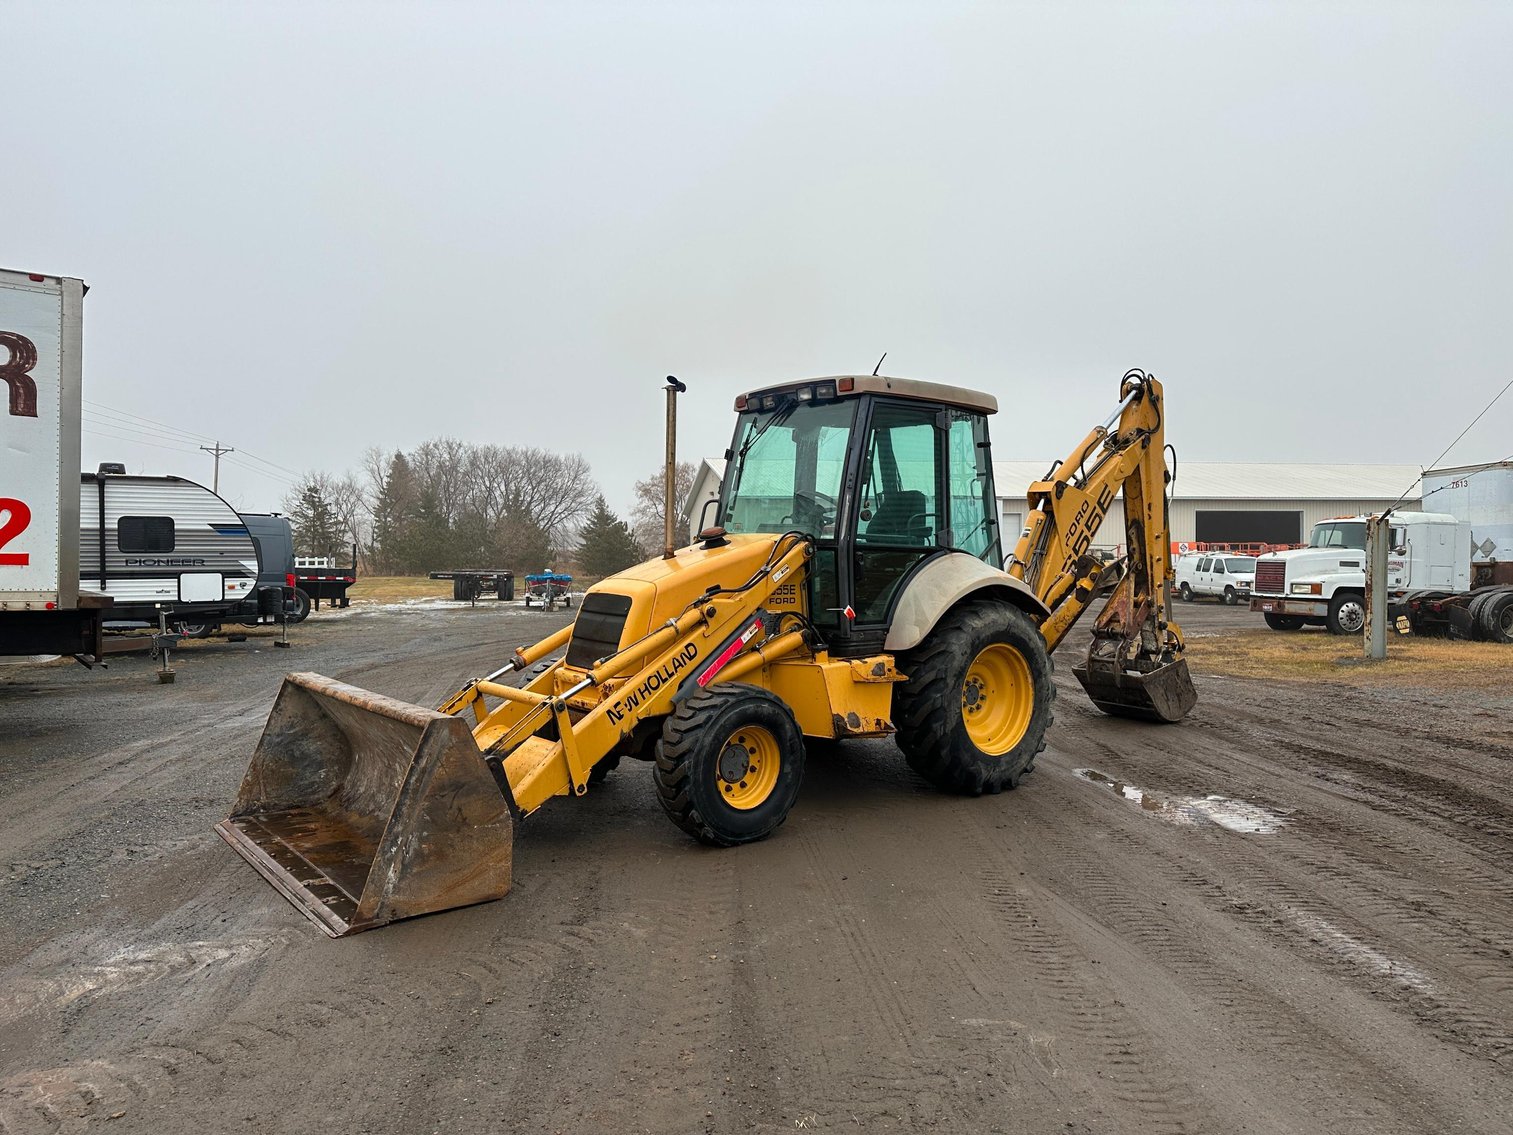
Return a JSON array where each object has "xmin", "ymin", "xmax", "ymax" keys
[
  {"xmin": 1225, "ymin": 557, "xmax": 1256, "ymax": 572},
  {"xmin": 721, "ymin": 399, "xmax": 857, "ymax": 537},
  {"xmin": 1309, "ymin": 521, "xmax": 1367, "ymax": 549}
]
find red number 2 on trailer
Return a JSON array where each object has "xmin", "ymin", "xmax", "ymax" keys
[{"xmin": 0, "ymin": 497, "xmax": 32, "ymax": 565}]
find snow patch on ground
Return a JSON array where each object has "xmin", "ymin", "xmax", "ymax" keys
[
  {"xmin": 1073, "ymin": 767, "xmax": 1288, "ymax": 833},
  {"xmin": 1288, "ymin": 911, "xmax": 1436, "ymax": 995}
]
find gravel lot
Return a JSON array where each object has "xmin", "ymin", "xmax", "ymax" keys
[{"xmin": 2, "ymin": 599, "xmax": 1510, "ymax": 1134}]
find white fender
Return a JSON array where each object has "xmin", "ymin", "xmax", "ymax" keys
[{"xmin": 884, "ymin": 552, "xmax": 1051, "ymax": 652}]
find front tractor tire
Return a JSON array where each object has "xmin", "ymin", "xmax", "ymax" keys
[
  {"xmin": 653, "ymin": 684, "xmax": 806, "ymax": 847},
  {"xmin": 1327, "ymin": 591, "xmax": 1367, "ymax": 636},
  {"xmin": 894, "ymin": 602, "xmax": 1054, "ymax": 795}
]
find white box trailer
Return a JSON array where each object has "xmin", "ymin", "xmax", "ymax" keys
[
  {"xmin": 1421, "ymin": 461, "xmax": 1513, "ymax": 587},
  {"xmin": 0, "ymin": 268, "xmax": 109, "ymax": 662}
]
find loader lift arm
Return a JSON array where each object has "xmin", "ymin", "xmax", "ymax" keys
[{"xmin": 1007, "ymin": 369, "xmax": 1196, "ymax": 721}]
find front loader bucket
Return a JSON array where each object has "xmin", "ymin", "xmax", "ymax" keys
[
  {"xmin": 216, "ymin": 672, "xmax": 513, "ymax": 937},
  {"xmin": 1072, "ymin": 654, "xmax": 1197, "ymax": 724}
]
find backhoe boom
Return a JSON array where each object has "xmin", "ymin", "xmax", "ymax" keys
[{"xmin": 1007, "ymin": 369, "xmax": 1196, "ymax": 721}]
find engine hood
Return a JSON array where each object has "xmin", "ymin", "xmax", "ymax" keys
[{"xmin": 1253, "ymin": 546, "xmax": 1367, "ymax": 590}]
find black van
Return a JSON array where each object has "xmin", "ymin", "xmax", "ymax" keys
[{"xmin": 172, "ymin": 513, "xmax": 303, "ymax": 637}]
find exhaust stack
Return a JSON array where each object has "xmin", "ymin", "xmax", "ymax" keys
[{"xmin": 663, "ymin": 375, "xmax": 685, "ymax": 558}]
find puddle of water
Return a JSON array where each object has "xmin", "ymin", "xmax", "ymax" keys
[{"xmin": 1073, "ymin": 768, "xmax": 1287, "ymax": 833}]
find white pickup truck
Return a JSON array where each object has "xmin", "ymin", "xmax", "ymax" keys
[{"xmin": 1175, "ymin": 552, "xmax": 1257, "ymax": 605}]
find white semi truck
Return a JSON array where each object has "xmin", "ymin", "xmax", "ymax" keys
[
  {"xmin": 1250, "ymin": 470, "xmax": 1513, "ymax": 642},
  {"xmin": 0, "ymin": 268, "xmax": 110, "ymax": 662}
]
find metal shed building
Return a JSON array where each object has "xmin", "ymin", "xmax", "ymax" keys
[
  {"xmin": 685, "ymin": 459, "xmax": 1422, "ymax": 549},
  {"xmin": 994, "ymin": 461, "xmax": 1423, "ymax": 549}
]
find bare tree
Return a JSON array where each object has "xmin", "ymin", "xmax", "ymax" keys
[
  {"xmin": 329, "ymin": 473, "xmax": 367, "ymax": 565},
  {"xmin": 631, "ymin": 461, "xmax": 698, "ymax": 551}
]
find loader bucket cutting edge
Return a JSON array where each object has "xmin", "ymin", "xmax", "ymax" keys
[
  {"xmin": 1072, "ymin": 655, "xmax": 1197, "ymax": 724},
  {"xmin": 217, "ymin": 672, "xmax": 513, "ymax": 937}
]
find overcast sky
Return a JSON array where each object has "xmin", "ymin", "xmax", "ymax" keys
[{"xmin": 6, "ymin": 1, "xmax": 1510, "ymax": 517}]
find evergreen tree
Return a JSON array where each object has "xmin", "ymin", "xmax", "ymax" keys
[
  {"xmin": 398, "ymin": 484, "xmax": 453, "ymax": 574},
  {"xmin": 284, "ymin": 474, "xmax": 345, "ymax": 561},
  {"xmin": 368, "ymin": 452, "xmax": 418, "ymax": 573},
  {"xmin": 575, "ymin": 496, "xmax": 643, "ymax": 576}
]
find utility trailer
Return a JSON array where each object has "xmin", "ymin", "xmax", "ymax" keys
[
  {"xmin": 522, "ymin": 570, "xmax": 572, "ymax": 610},
  {"xmin": 295, "ymin": 545, "xmax": 358, "ymax": 610},
  {"xmin": 428, "ymin": 568, "xmax": 516, "ymax": 602},
  {"xmin": 0, "ymin": 268, "xmax": 111, "ymax": 664}
]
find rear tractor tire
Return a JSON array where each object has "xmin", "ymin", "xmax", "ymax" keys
[
  {"xmin": 1478, "ymin": 589, "xmax": 1513, "ymax": 644},
  {"xmin": 653, "ymin": 684, "xmax": 806, "ymax": 846},
  {"xmin": 894, "ymin": 601, "xmax": 1054, "ymax": 795},
  {"xmin": 1264, "ymin": 613, "xmax": 1305, "ymax": 631}
]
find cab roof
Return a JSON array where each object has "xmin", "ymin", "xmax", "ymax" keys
[{"xmin": 739, "ymin": 375, "xmax": 997, "ymax": 415}]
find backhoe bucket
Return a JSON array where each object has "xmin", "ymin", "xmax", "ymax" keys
[
  {"xmin": 1073, "ymin": 653, "xmax": 1197, "ymax": 724},
  {"xmin": 216, "ymin": 672, "xmax": 513, "ymax": 937}
]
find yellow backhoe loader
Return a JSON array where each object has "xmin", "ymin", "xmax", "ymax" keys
[{"xmin": 218, "ymin": 369, "xmax": 1195, "ymax": 936}]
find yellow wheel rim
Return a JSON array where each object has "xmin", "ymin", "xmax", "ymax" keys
[
  {"xmin": 716, "ymin": 725, "xmax": 782, "ymax": 810},
  {"xmin": 961, "ymin": 643, "xmax": 1034, "ymax": 756}
]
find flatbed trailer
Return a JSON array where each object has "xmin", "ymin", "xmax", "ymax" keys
[
  {"xmin": 428, "ymin": 568, "xmax": 515, "ymax": 602},
  {"xmin": 294, "ymin": 545, "xmax": 357, "ymax": 610}
]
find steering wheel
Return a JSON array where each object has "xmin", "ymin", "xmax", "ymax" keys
[{"xmin": 780, "ymin": 490, "xmax": 836, "ymax": 531}]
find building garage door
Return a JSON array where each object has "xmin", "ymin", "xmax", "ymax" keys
[{"xmin": 1195, "ymin": 510, "xmax": 1302, "ymax": 545}]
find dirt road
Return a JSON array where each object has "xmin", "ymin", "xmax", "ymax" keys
[{"xmin": 2, "ymin": 601, "xmax": 1510, "ymax": 1133}]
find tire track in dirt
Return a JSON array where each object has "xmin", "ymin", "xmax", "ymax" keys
[
  {"xmin": 1040, "ymin": 697, "xmax": 1513, "ymax": 1096},
  {"xmin": 994, "ymin": 761, "xmax": 1505, "ymax": 1133}
]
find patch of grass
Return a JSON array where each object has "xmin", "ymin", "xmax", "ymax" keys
[
  {"xmin": 1187, "ymin": 628, "xmax": 1510, "ymax": 690},
  {"xmin": 345, "ymin": 575, "xmax": 453, "ymax": 604}
]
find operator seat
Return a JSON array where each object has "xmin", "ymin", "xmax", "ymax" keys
[{"xmin": 865, "ymin": 490, "xmax": 932, "ymax": 545}]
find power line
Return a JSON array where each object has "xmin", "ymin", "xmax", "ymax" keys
[
  {"xmin": 81, "ymin": 410, "xmax": 207, "ymax": 449},
  {"xmin": 222, "ymin": 454, "xmax": 298, "ymax": 488},
  {"xmin": 84, "ymin": 400, "xmax": 303, "ymax": 479},
  {"xmin": 1421, "ymin": 373, "xmax": 1513, "ymax": 474},
  {"xmin": 83, "ymin": 399, "xmax": 218, "ymax": 444},
  {"xmin": 1389, "ymin": 373, "xmax": 1513, "ymax": 510},
  {"xmin": 232, "ymin": 447, "xmax": 302, "ymax": 478},
  {"xmin": 82, "ymin": 427, "xmax": 200, "ymax": 456}
]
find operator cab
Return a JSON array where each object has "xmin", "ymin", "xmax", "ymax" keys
[{"xmin": 717, "ymin": 375, "xmax": 1001, "ymax": 655}]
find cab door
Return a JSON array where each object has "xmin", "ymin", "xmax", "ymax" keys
[
  {"xmin": 847, "ymin": 401, "xmax": 943, "ymax": 649},
  {"xmin": 835, "ymin": 401, "xmax": 998, "ymax": 656}
]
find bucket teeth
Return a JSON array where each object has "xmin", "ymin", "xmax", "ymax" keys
[{"xmin": 217, "ymin": 672, "xmax": 513, "ymax": 936}]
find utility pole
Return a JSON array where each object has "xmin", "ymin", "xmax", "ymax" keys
[
  {"xmin": 1365, "ymin": 512, "xmax": 1391, "ymax": 660},
  {"xmin": 200, "ymin": 441, "xmax": 234, "ymax": 493}
]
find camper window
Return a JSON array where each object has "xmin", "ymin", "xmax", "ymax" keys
[{"xmin": 118, "ymin": 515, "xmax": 176, "ymax": 553}]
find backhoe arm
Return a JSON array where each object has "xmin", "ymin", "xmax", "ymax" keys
[{"xmin": 1007, "ymin": 369, "xmax": 1195, "ymax": 722}]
